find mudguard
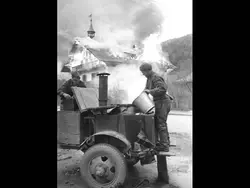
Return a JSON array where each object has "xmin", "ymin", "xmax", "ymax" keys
[{"xmin": 79, "ymin": 130, "xmax": 132, "ymax": 152}]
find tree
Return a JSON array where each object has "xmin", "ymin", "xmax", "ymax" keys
[{"xmin": 160, "ymin": 34, "xmax": 192, "ymax": 110}]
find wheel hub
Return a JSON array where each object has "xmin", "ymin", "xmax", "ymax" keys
[
  {"xmin": 95, "ymin": 164, "xmax": 108, "ymax": 177},
  {"xmin": 89, "ymin": 155, "xmax": 116, "ymax": 184}
]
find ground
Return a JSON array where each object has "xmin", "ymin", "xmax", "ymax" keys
[{"xmin": 57, "ymin": 110, "xmax": 192, "ymax": 188}]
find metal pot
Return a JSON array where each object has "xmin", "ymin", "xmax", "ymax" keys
[
  {"xmin": 132, "ymin": 92, "xmax": 155, "ymax": 114},
  {"xmin": 126, "ymin": 106, "xmax": 136, "ymax": 114}
]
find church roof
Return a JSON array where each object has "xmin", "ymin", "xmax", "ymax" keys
[
  {"xmin": 61, "ymin": 37, "xmax": 138, "ymax": 73},
  {"xmin": 71, "ymin": 37, "xmax": 137, "ymax": 63},
  {"xmin": 88, "ymin": 22, "xmax": 95, "ymax": 32}
]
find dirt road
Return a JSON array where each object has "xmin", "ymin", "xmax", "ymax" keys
[{"xmin": 57, "ymin": 112, "xmax": 192, "ymax": 188}]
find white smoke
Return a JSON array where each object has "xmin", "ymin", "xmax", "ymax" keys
[
  {"xmin": 108, "ymin": 63, "xmax": 146, "ymax": 103},
  {"xmin": 57, "ymin": 59, "xmax": 71, "ymax": 80},
  {"xmin": 137, "ymin": 33, "xmax": 173, "ymax": 74}
]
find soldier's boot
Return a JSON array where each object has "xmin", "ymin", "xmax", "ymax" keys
[{"xmin": 155, "ymin": 130, "xmax": 169, "ymax": 152}]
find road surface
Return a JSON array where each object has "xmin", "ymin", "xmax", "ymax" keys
[{"xmin": 57, "ymin": 112, "xmax": 192, "ymax": 188}]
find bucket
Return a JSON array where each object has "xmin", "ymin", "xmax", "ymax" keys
[{"xmin": 132, "ymin": 92, "xmax": 155, "ymax": 114}]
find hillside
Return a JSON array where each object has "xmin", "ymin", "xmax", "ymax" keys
[
  {"xmin": 161, "ymin": 34, "xmax": 192, "ymax": 110},
  {"xmin": 161, "ymin": 34, "xmax": 192, "ymax": 78}
]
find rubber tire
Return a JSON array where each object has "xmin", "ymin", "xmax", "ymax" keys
[{"xmin": 80, "ymin": 143, "xmax": 127, "ymax": 188}]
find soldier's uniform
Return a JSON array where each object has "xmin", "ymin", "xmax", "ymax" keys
[
  {"xmin": 57, "ymin": 73, "xmax": 86, "ymax": 110},
  {"xmin": 140, "ymin": 63, "xmax": 172, "ymax": 151},
  {"xmin": 57, "ymin": 79, "xmax": 86, "ymax": 98},
  {"xmin": 145, "ymin": 72, "xmax": 172, "ymax": 147}
]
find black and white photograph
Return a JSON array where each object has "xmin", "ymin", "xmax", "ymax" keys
[{"xmin": 57, "ymin": 0, "xmax": 192, "ymax": 187}]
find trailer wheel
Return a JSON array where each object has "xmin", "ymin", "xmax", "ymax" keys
[{"xmin": 80, "ymin": 143, "xmax": 127, "ymax": 188}]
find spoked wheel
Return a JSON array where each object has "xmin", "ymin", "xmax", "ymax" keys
[{"xmin": 80, "ymin": 143, "xmax": 127, "ymax": 188}]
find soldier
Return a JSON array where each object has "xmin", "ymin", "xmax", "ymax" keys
[
  {"xmin": 139, "ymin": 62, "xmax": 172, "ymax": 152},
  {"xmin": 57, "ymin": 71, "xmax": 86, "ymax": 110}
]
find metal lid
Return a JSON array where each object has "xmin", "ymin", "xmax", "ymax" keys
[{"xmin": 71, "ymin": 87, "xmax": 99, "ymax": 113}]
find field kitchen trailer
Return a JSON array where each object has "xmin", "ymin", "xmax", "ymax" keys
[{"xmin": 57, "ymin": 73, "xmax": 175, "ymax": 188}]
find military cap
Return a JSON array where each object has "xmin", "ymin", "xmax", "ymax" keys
[
  {"xmin": 139, "ymin": 62, "xmax": 152, "ymax": 71},
  {"xmin": 71, "ymin": 71, "xmax": 80, "ymax": 78}
]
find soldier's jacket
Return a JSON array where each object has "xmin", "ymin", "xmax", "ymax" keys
[
  {"xmin": 57, "ymin": 79, "xmax": 86, "ymax": 99},
  {"xmin": 145, "ymin": 72, "xmax": 170, "ymax": 101}
]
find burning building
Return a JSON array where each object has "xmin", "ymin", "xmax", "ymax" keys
[
  {"xmin": 61, "ymin": 16, "xmax": 138, "ymax": 85},
  {"xmin": 59, "ymin": 15, "xmax": 178, "ymax": 106}
]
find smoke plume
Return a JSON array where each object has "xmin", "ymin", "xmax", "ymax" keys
[
  {"xmin": 58, "ymin": 0, "xmax": 164, "ymax": 56},
  {"xmin": 132, "ymin": 3, "xmax": 164, "ymax": 42}
]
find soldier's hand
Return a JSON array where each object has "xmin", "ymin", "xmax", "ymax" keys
[
  {"xmin": 144, "ymin": 89, "xmax": 150, "ymax": 94},
  {"xmin": 63, "ymin": 93, "xmax": 72, "ymax": 99}
]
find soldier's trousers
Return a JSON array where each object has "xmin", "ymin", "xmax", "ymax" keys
[
  {"xmin": 60, "ymin": 98, "xmax": 79, "ymax": 111},
  {"xmin": 154, "ymin": 98, "xmax": 171, "ymax": 146}
]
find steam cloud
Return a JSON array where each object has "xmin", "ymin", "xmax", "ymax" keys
[{"xmin": 108, "ymin": 63, "xmax": 147, "ymax": 103}]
